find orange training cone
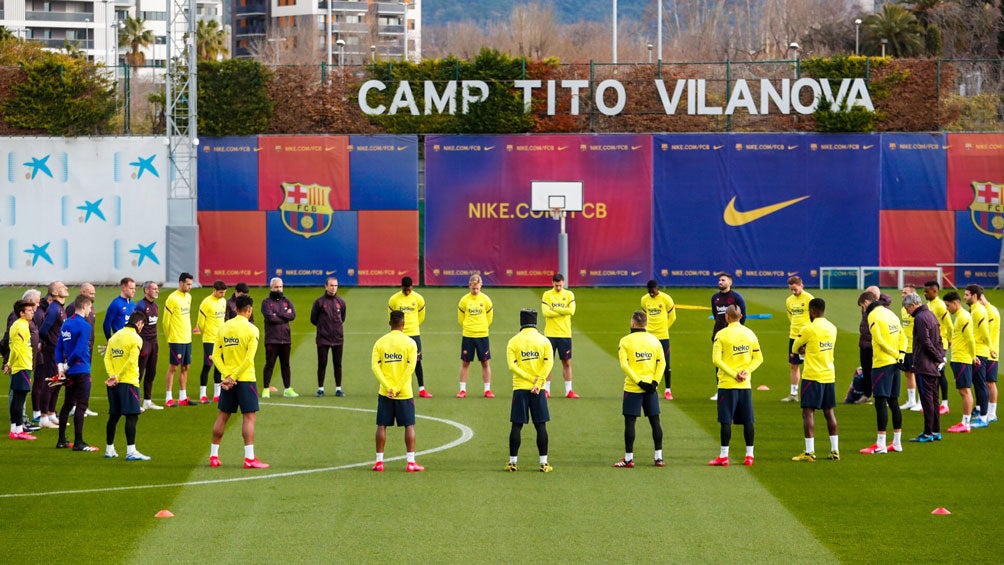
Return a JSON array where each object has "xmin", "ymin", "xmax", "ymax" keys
[
  {"xmin": 155, "ymin": 510, "xmax": 174, "ymax": 518},
  {"xmin": 931, "ymin": 507, "xmax": 951, "ymax": 515},
  {"xmin": 756, "ymin": 385, "xmax": 770, "ymax": 391}
]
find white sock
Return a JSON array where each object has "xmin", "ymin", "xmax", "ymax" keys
[
  {"xmin": 877, "ymin": 432, "xmax": 886, "ymax": 446},
  {"xmin": 941, "ymin": 399, "xmax": 949, "ymax": 408},
  {"xmin": 963, "ymin": 414, "xmax": 972, "ymax": 426},
  {"xmin": 565, "ymin": 381, "xmax": 573, "ymax": 394},
  {"xmin": 49, "ymin": 414, "xmax": 59, "ymax": 423},
  {"xmin": 244, "ymin": 445, "xmax": 255, "ymax": 459},
  {"xmin": 375, "ymin": 452, "xmax": 384, "ymax": 463},
  {"xmin": 10, "ymin": 423, "xmax": 16, "ymax": 433},
  {"xmin": 893, "ymin": 431, "xmax": 902, "ymax": 446},
  {"xmin": 483, "ymin": 382, "xmax": 491, "ymax": 392},
  {"xmin": 907, "ymin": 388, "xmax": 917, "ymax": 403},
  {"xmin": 33, "ymin": 410, "xmax": 41, "ymax": 419},
  {"xmin": 624, "ymin": 452, "xmax": 633, "ymax": 462},
  {"xmin": 830, "ymin": 435, "xmax": 839, "ymax": 452},
  {"xmin": 106, "ymin": 444, "xmax": 115, "ymax": 453},
  {"xmin": 335, "ymin": 386, "xmax": 342, "ymax": 392},
  {"xmin": 989, "ymin": 402, "xmax": 997, "ymax": 419},
  {"xmin": 127, "ymin": 444, "xmax": 137, "ymax": 455},
  {"xmin": 418, "ymin": 386, "xmax": 425, "ymax": 392},
  {"xmin": 210, "ymin": 443, "xmax": 220, "ymax": 457},
  {"xmin": 790, "ymin": 384, "xmax": 798, "ymax": 396},
  {"xmin": 745, "ymin": 446, "xmax": 754, "ymax": 457},
  {"xmin": 805, "ymin": 438, "xmax": 814, "ymax": 453},
  {"xmin": 719, "ymin": 446, "xmax": 729, "ymax": 458},
  {"xmin": 179, "ymin": 390, "xmax": 189, "ymax": 401},
  {"xmin": 539, "ymin": 455, "xmax": 548, "ymax": 464},
  {"xmin": 459, "ymin": 382, "xmax": 467, "ymax": 393},
  {"xmin": 406, "ymin": 451, "xmax": 416, "ymax": 463},
  {"xmin": 654, "ymin": 449, "xmax": 662, "ymax": 460},
  {"xmin": 143, "ymin": 399, "xmax": 151, "ymax": 408},
  {"xmin": 165, "ymin": 391, "xmax": 173, "ymax": 403},
  {"xmin": 199, "ymin": 386, "xmax": 207, "ymax": 397},
  {"xmin": 544, "ymin": 382, "xmax": 551, "ymax": 392},
  {"xmin": 318, "ymin": 387, "xmax": 325, "ymax": 393},
  {"xmin": 509, "ymin": 456, "xmax": 517, "ymax": 464},
  {"xmin": 214, "ymin": 384, "xmax": 221, "ymax": 397}
]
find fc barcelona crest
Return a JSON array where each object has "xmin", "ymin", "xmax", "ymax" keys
[
  {"xmin": 969, "ymin": 181, "xmax": 1004, "ymax": 240},
  {"xmin": 280, "ymin": 182, "xmax": 334, "ymax": 239}
]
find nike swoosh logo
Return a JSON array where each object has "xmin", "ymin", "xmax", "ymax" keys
[
  {"xmin": 863, "ymin": 145, "xmax": 874, "ymax": 150},
  {"xmin": 631, "ymin": 271, "xmax": 642, "ymax": 276},
  {"xmin": 254, "ymin": 270, "xmax": 264, "ymax": 275},
  {"xmin": 631, "ymin": 145, "xmax": 642, "ymax": 150},
  {"xmin": 713, "ymin": 145, "xmax": 724, "ymax": 150},
  {"xmin": 484, "ymin": 146, "xmax": 495, "ymax": 151},
  {"xmin": 723, "ymin": 195, "xmax": 810, "ymax": 226}
]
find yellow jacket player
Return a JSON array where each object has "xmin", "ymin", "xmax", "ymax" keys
[
  {"xmin": 642, "ymin": 280, "xmax": 676, "ymax": 400},
  {"xmin": 103, "ymin": 311, "xmax": 150, "ymax": 460},
  {"xmin": 505, "ymin": 309, "xmax": 554, "ymax": 472},
  {"xmin": 162, "ymin": 272, "xmax": 194, "ymax": 407},
  {"xmin": 790, "ymin": 298, "xmax": 840, "ymax": 462},
  {"xmin": 5, "ymin": 300, "xmax": 37, "ymax": 441},
  {"xmin": 542, "ymin": 273, "xmax": 578, "ymax": 398},
  {"xmin": 371, "ymin": 310, "xmax": 422, "ymax": 473},
  {"xmin": 710, "ymin": 305, "xmax": 762, "ymax": 467},
  {"xmin": 613, "ymin": 310, "xmax": 666, "ymax": 468},
  {"xmin": 196, "ymin": 280, "xmax": 227, "ymax": 403},
  {"xmin": 456, "ymin": 274, "xmax": 494, "ymax": 398}
]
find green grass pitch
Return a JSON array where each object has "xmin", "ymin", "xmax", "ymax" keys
[{"xmin": 1, "ymin": 284, "xmax": 1001, "ymax": 563}]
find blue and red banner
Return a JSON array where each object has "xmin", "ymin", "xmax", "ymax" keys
[{"xmin": 424, "ymin": 134, "xmax": 652, "ymax": 287}]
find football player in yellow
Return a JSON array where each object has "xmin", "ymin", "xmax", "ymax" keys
[
  {"xmin": 388, "ymin": 276, "xmax": 431, "ymax": 397},
  {"xmin": 859, "ymin": 291, "xmax": 907, "ymax": 454},
  {"xmin": 4, "ymin": 300, "xmax": 37, "ymax": 440},
  {"xmin": 923, "ymin": 280, "xmax": 952, "ymax": 414},
  {"xmin": 710, "ymin": 305, "xmax": 762, "ymax": 467},
  {"xmin": 371, "ymin": 310, "xmax": 423, "ymax": 473},
  {"xmin": 642, "ymin": 280, "xmax": 676, "ymax": 400},
  {"xmin": 505, "ymin": 309, "xmax": 554, "ymax": 472},
  {"xmin": 614, "ymin": 310, "xmax": 666, "ymax": 468},
  {"xmin": 965, "ymin": 285, "xmax": 991, "ymax": 428},
  {"xmin": 103, "ymin": 311, "xmax": 149, "ymax": 460},
  {"xmin": 782, "ymin": 276, "xmax": 814, "ymax": 403},
  {"xmin": 542, "ymin": 273, "xmax": 578, "ymax": 399},
  {"xmin": 945, "ymin": 291, "xmax": 977, "ymax": 433},
  {"xmin": 196, "ymin": 280, "xmax": 227, "ymax": 403},
  {"xmin": 210, "ymin": 295, "xmax": 267, "ymax": 469},
  {"xmin": 162, "ymin": 272, "xmax": 195, "ymax": 407},
  {"xmin": 790, "ymin": 298, "xmax": 839, "ymax": 462},
  {"xmin": 979, "ymin": 292, "xmax": 999, "ymax": 423},
  {"xmin": 457, "ymin": 274, "xmax": 493, "ymax": 398}
]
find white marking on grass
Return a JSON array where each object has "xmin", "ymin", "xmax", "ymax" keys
[{"xmin": 0, "ymin": 404, "xmax": 473, "ymax": 499}]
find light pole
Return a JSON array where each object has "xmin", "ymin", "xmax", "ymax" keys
[
  {"xmin": 647, "ymin": 43, "xmax": 653, "ymax": 63},
  {"xmin": 854, "ymin": 18, "xmax": 861, "ymax": 56},
  {"xmin": 612, "ymin": 0, "xmax": 618, "ymax": 64},
  {"xmin": 326, "ymin": 0, "xmax": 332, "ymax": 69},
  {"xmin": 370, "ymin": 44, "xmax": 376, "ymax": 62},
  {"xmin": 880, "ymin": 37, "xmax": 888, "ymax": 57},
  {"xmin": 400, "ymin": 0, "xmax": 408, "ymax": 62},
  {"xmin": 84, "ymin": 18, "xmax": 91, "ymax": 59},
  {"xmin": 656, "ymin": 0, "xmax": 662, "ymax": 62},
  {"xmin": 789, "ymin": 41, "xmax": 800, "ymax": 78},
  {"xmin": 336, "ymin": 38, "xmax": 345, "ymax": 66}
]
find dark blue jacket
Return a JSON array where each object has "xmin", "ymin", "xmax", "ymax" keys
[
  {"xmin": 55, "ymin": 314, "xmax": 91, "ymax": 375},
  {"xmin": 103, "ymin": 296, "xmax": 136, "ymax": 339}
]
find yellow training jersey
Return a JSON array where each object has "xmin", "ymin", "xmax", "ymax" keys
[
  {"xmin": 950, "ymin": 308, "xmax": 975, "ymax": 364},
  {"xmin": 792, "ymin": 317, "xmax": 837, "ymax": 383},
  {"xmin": 987, "ymin": 302, "xmax": 1000, "ymax": 359},
  {"xmin": 928, "ymin": 296, "xmax": 952, "ymax": 349},
  {"xmin": 971, "ymin": 302, "xmax": 991, "ymax": 358},
  {"xmin": 641, "ymin": 291, "xmax": 676, "ymax": 340},
  {"xmin": 162, "ymin": 290, "xmax": 193, "ymax": 344},
  {"xmin": 212, "ymin": 317, "xmax": 259, "ymax": 382},
  {"xmin": 197, "ymin": 295, "xmax": 227, "ymax": 344},
  {"xmin": 507, "ymin": 328, "xmax": 554, "ymax": 391},
  {"xmin": 7, "ymin": 318, "xmax": 32, "ymax": 374},
  {"xmin": 712, "ymin": 321, "xmax": 763, "ymax": 389},
  {"xmin": 618, "ymin": 329, "xmax": 665, "ymax": 393},
  {"xmin": 542, "ymin": 288, "xmax": 576, "ymax": 338},
  {"xmin": 869, "ymin": 306, "xmax": 905, "ymax": 368},
  {"xmin": 900, "ymin": 306, "xmax": 914, "ymax": 354},
  {"xmin": 786, "ymin": 291, "xmax": 815, "ymax": 339},
  {"xmin": 458, "ymin": 292, "xmax": 493, "ymax": 338},
  {"xmin": 371, "ymin": 330, "xmax": 417, "ymax": 399},
  {"xmin": 103, "ymin": 326, "xmax": 143, "ymax": 387},
  {"xmin": 388, "ymin": 290, "xmax": 425, "ymax": 337}
]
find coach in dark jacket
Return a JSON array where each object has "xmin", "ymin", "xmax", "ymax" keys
[
  {"xmin": 310, "ymin": 277, "xmax": 347, "ymax": 397},
  {"xmin": 906, "ymin": 292, "xmax": 945, "ymax": 442},
  {"xmin": 261, "ymin": 277, "xmax": 297, "ymax": 397}
]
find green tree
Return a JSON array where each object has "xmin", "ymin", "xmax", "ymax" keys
[
  {"xmin": 195, "ymin": 19, "xmax": 229, "ymax": 61},
  {"xmin": 197, "ymin": 59, "xmax": 273, "ymax": 135},
  {"xmin": 120, "ymin": 15, "xmax": 154, "ymax": 68},
  {"xmin": 863, "ymin": 4, "xmax": 925, "ymax": 57},
  {"xmin": 0, "ymin": 27, "xmax": 16, "ymax": 42}
]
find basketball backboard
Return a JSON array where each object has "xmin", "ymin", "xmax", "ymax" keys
[{"xmin": 531, "ymin": 181, "xmax": 583, "ymax": 212}]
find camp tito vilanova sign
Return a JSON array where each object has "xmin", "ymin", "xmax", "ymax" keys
[{"xmin": 358, "ymin": 78, "xmax": 874, "ymax": 117}]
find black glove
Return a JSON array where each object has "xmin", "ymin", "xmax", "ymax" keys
[{"xmin": 638, "ymin": 380, "xmax": 656, "ymax": 393}]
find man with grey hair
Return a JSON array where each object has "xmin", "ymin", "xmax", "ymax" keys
[
  {"xmin": 261, "ymin": 277, "xmax": 297, "ymax": 398},
  {"xmin": 904, "ymin": 291, "xmax": 945, "ymax": 442}
]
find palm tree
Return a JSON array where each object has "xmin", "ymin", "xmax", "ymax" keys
[
  {"xmin": 863, "ymin": 4, "xmax": 925, "ymax": 57},
  {"xmin": 196, "ymin": 19, "xmax": 229, "ymax": 61},
  {"xmin": 120, "ymin": 15, "xmax": 154, "ymax": 68}
]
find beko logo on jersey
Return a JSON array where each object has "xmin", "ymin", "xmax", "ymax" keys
[
  {"xmin": 61, "ymin": 330, "xmax": 71, "ymax": 340},
  {"xmin": 383, "ymin": 352, "xmax": 403, "ymax": 361},
  {"xmin": 819, "ymin": 341, "xmax": 834, "ymax": 351},
  {"xmin": 110, "ymin": 347, "xmax": 124, "ymax": 358},
  {"xmin": 520, "ymin": 350, "xmax": 540, "ymax": 361},
  {"xmin": 635, "ymin": 351, "xmax": 653, "ymax": 361},
  {"xmin": 467, "ymin": 307, "xmax": 484, "ymax": 316},
  {"xmin": 732, "ymin": 344, "xmax": 751, "ymax": 354},
  {"xmin": 222, "ymin": 336, "xmax": 240, "ymax": 346}
]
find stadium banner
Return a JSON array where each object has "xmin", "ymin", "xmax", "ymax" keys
[
  {"xmin": 349, "ymin": 135, "xmax": 419, "ymax": 210},
  {"xmin": 266, "ymin": 210, "xmax": 358, "ymax": 286},
  {"xmin": 946, "ymin": 133, "xmax": 1004, "ymax": 216},
  {"xmin": 0, "ymin": 137, "xmax": 167, "ymax": 284},
  {"xmin": 197, "ymin": 136, "xmax": 260, "ymax": 211},
  {"xmin": 424, "ymin": 134, "xmax": 652, "ymax": 287},
  {"xmin": 357, "ymin": 210, "xmax": 419, "ymax": 285},
  {"xmin": 880, "ymin": 133, "xmax": 947, "ymax": 211},
  {"xmin": 198, "ymin": 211, "xmax": 268, "ymax": 286},
  {"xmin": 953, "ymin": 209, "xmax": 1001, "ymax": 287},
  {"xmin": 653, "ymin": 133, "xmax": 880, "ymax": 287},
  {"xmin": 879, "ymin": 210, "xmax": 955, "ymax": 282}
]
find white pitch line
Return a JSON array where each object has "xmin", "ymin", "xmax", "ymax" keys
[{"xmin": 0, "ymin": 403, "xmax": 474, "ymax": 499}]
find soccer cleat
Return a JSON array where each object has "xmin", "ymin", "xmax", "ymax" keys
[
  {"xmin": 200, "ymin": 396, "xmax": 209, "ymax": 404},
  {"xmin": 334, "ymin": 390, "xmax": 345, "ymax": 398},
  {"xmin": 970, "ymin": 418, "xmax": 989, "ymax": 429},
  {"xmin": 780, "ymin": 394, "xmax": 798, "ymax": 403},
  {"xmin": 261, "ymin": 389, "xmax": 270, "ymax": 399},
  {"xmin": 164, "ymin": 399, "xmax": 177, "ymax": 407},
  {"xmin": 145, "ymin": 402, "xmax": 164, "ymax": 410},
  {"xmin": 886, "ymin": 443, "xmax": 903, "ymax": 453},
  {"xmin": 55, "ymin": 440, "xmax": 73, "ymax": 449},
  {"xmin": 455, "ymin": 390, "xmax": 467, "ymax": 399},
  {"xmin": 209, "ymin": 455, "xmax": 221, "ymax": 467},
  {"xmin": 283, "ymin": 388, "xmax": 299, "ymax": 398},
  {"xmin": 613, "ymin": 458, "xmax": 634, "ymax": 468},
  {"xmin": 909, "ymin": 433, "xmax": 935, "ymax": 443},
  {"xmin": 505, "ymin": 462, "xmax": 518, "ymax": 472},
  {"xmin": 372, "ymin": 461, "xmax": 384, "ymax": 472},
  {"xmin": 664, "ymin": 390, "xmax": 674, "ymax": 401},
  {"xmin": 539, "ymin": 463, "xmax": 553, "ymax": 473},
  {"xmin": 932, "ymin": 433, "xmax": 942, "ymax": 440},
  {"xmin": 946, "ymin": 422, "xmax": 971, "ymax": 433},
  {"xmin": 854, "ymin": 395, "xmax": 872, "ymax": 404},
  {"xmin": 484, "ymin": 390, "xmax": 495, "ymax": 399},
  {"xmin": 418, "ymin": 389, "xmax": 433, "ymax": 398},
  {"xmin": 566, "ymin": 390, "xmax": 580, "ymax": 399},
  {"xmin": 72, "ymin": 443, "xmax": 98, "ymax": 452},
  {"xmin": 84, "ymin": 408, "xmax": 98, "ymax": 417},
  {"xmin": 24, "ymin": 423, "xmax": 41, "ymax": 433},
  {"xmin": 243, "ymin": 457, "xmax": 270, "ymax": 469},
  {"xmin": 826, "ymin": 450, "xmax": 841, "ymax": 460},
  {"xmin": 654, "ymin": 458, "xmax": 666, "ymax": 467},
  {"xmin": 910, "ymin": 403, "xmax": 924, "ymax": 412},
  {"xmin": 743, "ymin": 456, "xmax": 754, "ymax": 466},
  {"xmin": 939, "ymin": 404, "xmax": 950, "ymax": 415},
  {"xmin": 47, "ymin": 375, "xmax": 67, "ymax": 388},
  {"xmin": 708, "ymin": 456, "xmax": 729, "ymax": 467},
  {"xmin": 710, "ymin": 393, "xmax": 719, "ymax": 401},
  {"xmin": 991, "ymin": 416, "xmax": 999, "ymax": 423},
  {"xmin": 178, "ymin": 398, "xmax": 195, "ymax": 406},
  {"xmin": 899, "ymin": 400, "xmax": 917, "ymax": 410},
  {"xmin": 406, "ymin": 461, "xmax": 425, "ymax": 473},
  {"xmin": 126, "ymin": 451, "xmax": 152, "ymax": 461},
  {"xmin": 39, "ymin": 418, "xmax": 59, "ymax": 429},
  {"xmin": 858, "ymin": 443, "xmax": 887, "ymax": 454},
  {"xmin": 212, "ymin": 396, "xmax": 220, "ymax": 402},
  {"xmin": 792, "ymin": 451, "xmax": 816, "ymax": 462},
  {"xmin": 9, "ymin": 431, "xmax": 37, "ymax": 440},
  {"xmin": 105, "ymin": 450, "xmax": 119, "ymax": 458},
  {"xmin": 315, "ymin": 389, "xmax": 325, "ymax": 397}
]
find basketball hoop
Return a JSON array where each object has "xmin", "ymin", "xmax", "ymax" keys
[{"xmin": 549, "ymin": 207, "xmax": 563, "ymax": 220}]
